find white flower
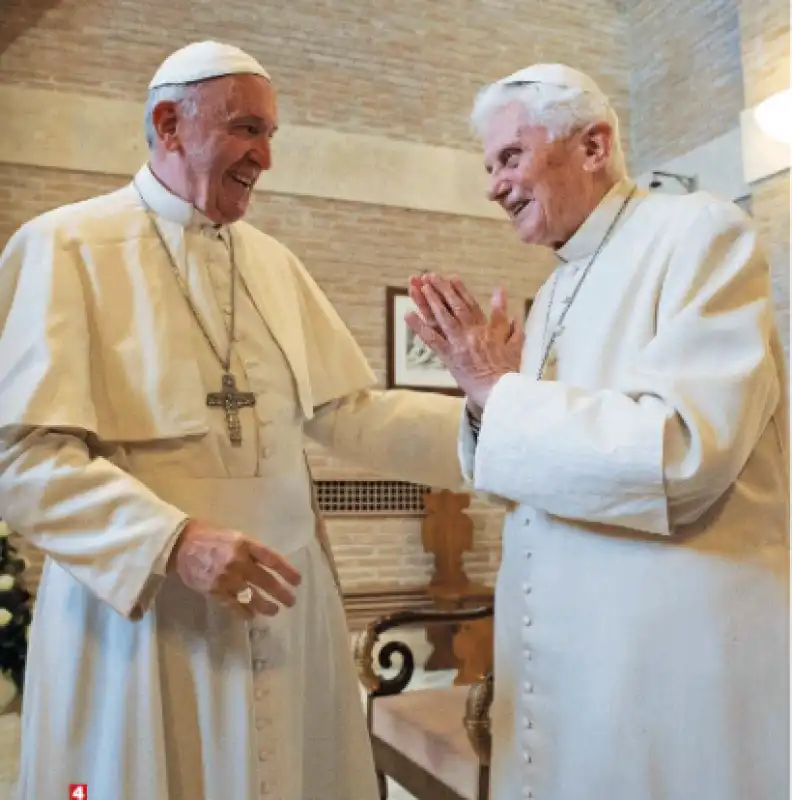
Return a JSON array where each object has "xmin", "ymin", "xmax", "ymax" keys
[
  {"xmin": 0, "ymin": 609, "xmax": 11, "ymax": 627},
  {"xmin": 0, "ymin": 576, "xmax": 13, "ymax": 592}
]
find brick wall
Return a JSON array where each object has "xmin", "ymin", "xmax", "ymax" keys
[
  {"xmin": 1, "ymin": 0, "xmax": 629, "ymax": 151},
  {"xmin": 627, "ymin": 0, "xmax": 745, "ymax": 172},
  {"xmin": 738, "ymin": 0, "xmax": 790, "ymax": 107},
  {"xmin": 0, "ymin": 0, "xmax": 629, "ymax": 591}
]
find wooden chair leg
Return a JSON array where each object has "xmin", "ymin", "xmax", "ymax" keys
[
  {"xmin": 377, "ymin": 770, "xmax": 388, "ymax": 799},
  {"xmin": 477, "ymin": 765, "xmax": 490, "ymax": 800}
]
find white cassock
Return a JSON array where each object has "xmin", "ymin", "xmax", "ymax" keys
[
  {"xmin": 0, "ymin": 165, "xmax": 465, "ymax": 800},
  {"xmin": 461, "ymin": 179, "xmax": 789, "ymax": 800}
]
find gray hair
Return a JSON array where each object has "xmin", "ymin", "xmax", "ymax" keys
[
  {"xmin": 470, "ymin": 81, "xmax": 627, "ymax": 178},
  {"xmin": 143, "ymin": 84, "xmax": 200, "ymax": 149}
]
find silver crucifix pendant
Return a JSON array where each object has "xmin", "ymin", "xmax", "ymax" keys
[{"xmin": 206, "ymin": 372, "xmax": 257, "ymax": 446}]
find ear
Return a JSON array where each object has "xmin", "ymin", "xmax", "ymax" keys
[
  {"xmin": 151, "ymin": 101, "xmax": 182, "ymax": 152},
  {"xmin": 580, "ymin": 121, "xmax": 613, "ymax": 173}
]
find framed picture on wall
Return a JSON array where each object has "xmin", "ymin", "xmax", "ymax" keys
[{"xmin": 385, "ymin": 286, "xmax": 463, "ymax": 396}]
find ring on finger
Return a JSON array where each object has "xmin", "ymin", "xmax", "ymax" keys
[{"xmin": 237, "ymin": 586, "xmax": 254, "ymax": 605}]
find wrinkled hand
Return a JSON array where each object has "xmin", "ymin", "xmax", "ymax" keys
[
  {"xmin": 168, "ymin": 519, "xmax": 302, "ymax": 619},
  {"xmin": 405, "ymin": 273, "xmax": 524, "ymax": 408}
]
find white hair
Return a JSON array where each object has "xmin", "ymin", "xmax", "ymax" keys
[
  {"xmin": 143, "ymin": 84, "xmax": 200, "ymax": 149},
  {"xmin": 470, "ymin": 81, "xmax": 627, "ymax": 178}
]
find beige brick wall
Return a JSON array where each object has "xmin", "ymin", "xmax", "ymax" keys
[
  {"xmin": 627, "ymin": 0, "xmax": 745, "ymax": 172},
  {"xmin": 1, "ymin": 0, "xmax": 629, "ymax": 591},
  {"xmin": 1, "ymin": 0, "xmax": 629, "ymax": 152},
  {"xmin": 738, "ymin": 0, "xmax": 790, "ymax": 107}
]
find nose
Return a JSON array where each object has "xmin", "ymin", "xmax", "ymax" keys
[
  {"xmin": 249, "ymin": 137, "xmax": 272, "ymax": 171},
  {"xmin": 487, "ymin": 172, "xmax": 509, "ymax": 204}
]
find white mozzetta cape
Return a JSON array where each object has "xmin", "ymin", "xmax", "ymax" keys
[{"xmin": 0, "ymin": 184, "xmax": 376, "ymax": 439}]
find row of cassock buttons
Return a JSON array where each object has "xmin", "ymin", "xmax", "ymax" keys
[{"xmin": 523, "ymin": 515, "xmax": 535, "ymax": 799}]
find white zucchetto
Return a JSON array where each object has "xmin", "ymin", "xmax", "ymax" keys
[
  {"xmin": 149, "ymin": 41, "xmax": 271, "ymax": 90},
  {"xmin": 497, "ymin": 63, "xmax": 604, "ymax": 97}
]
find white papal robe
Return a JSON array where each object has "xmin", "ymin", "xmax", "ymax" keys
[
  {"xmin": 0, "ymin": 165, "xmax": 465, "ymax": 800},
  {"xmin": 461, "ymin": 179, "xmax": 789, "ymax": 800}
]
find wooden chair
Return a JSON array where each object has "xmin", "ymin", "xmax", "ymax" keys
[{"xmin": 355, "ymin": 605, "xmax": 494, "ymax": 800}]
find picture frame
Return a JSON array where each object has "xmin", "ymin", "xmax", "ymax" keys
[{"xmin": 385, "ymin": 286, "xmax": 463, "ymax": 396}]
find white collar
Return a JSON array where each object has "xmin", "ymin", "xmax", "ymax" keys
[{"xmin": 132, "ymin": 164, "xmax": 223, "ymax": 233}]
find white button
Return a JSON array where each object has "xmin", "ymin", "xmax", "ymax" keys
[
  {"xmin": 524, "ymin": 518, "xmax": 532, "ymax": 526},
  {"xmin": 524, "ymin": 549, "xmax": 532, "ymax": 559},
  {"xmin": 523, "ymin": 583, "xmax": 532, "ymax": 595},
  {"xmin": 525, "ymin": 650, "xmax": 533, "ymax": 661},
  {"xmin": 256, "ymin": 718, "xmax": 266, "ymax": 730},
  {"xmin": 261, "ymin": 446, "xmax": 271, "ymax": 458},
  {"xmin": 259, "ymin": 750, "xmax": 267, "ymax": 761},
  {"xmin": 254, "ymin": 689, "xmax": 264, "ymax": 700},
  {"xmin": 524, "ymin": 719, "xmax": 533, "ymax": 729},
  {"xmin": 254, "ymin": 658, "xmax": 268, "ymax": 672},
  {"xmin": 523, "ymin": 753, "xmax": 532, "ymax": 764},
  {"xmin": 525, "ymin": 683, "xmax": 533, "ymax": 693},
  {"xmin": 523, "ymin": 616, "xmax": 532, "ymax": 627}
]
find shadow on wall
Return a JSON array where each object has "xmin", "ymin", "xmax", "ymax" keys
[{"xmin": 0, "ymin": 0, "xmax": 63, "ymax": 56}]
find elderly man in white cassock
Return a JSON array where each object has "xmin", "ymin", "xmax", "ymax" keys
[
  {"xmin": 407, "ymin": 64, "xmax": 789, "ymax": 800},
  {"xmin": 0, "ymin": 42, "xmax": 467, "ymax": 799}
]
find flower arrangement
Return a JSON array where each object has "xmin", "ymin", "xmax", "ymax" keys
[{"xmin": 0, "ymin": 521, "xmax": 31, "ymax": 711}]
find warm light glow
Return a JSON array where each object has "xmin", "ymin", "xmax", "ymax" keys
[{"xmin": 754, "ymin": 89, "xmax": 792, "ymax": 144}]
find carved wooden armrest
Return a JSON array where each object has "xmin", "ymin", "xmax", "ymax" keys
[
  {"xmin": 353, "ymin": 605, "xmax": 494, "ymax": 697},
  {"xmin": 464, "ymin": 671, "xmax": 493, "ymax": 765}
]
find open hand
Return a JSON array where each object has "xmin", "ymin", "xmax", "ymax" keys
[
  {"xmin": 405, "ymin": 273, "xmax": 524, "ymax": 408},
  {"xmin": 168, "ymin": 519, "xmax": 302, "ymax": 619}
]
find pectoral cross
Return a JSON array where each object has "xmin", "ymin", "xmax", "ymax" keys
[{"xmin": 206, "ymin": 372, "xmax": 256, "ymax": 445}]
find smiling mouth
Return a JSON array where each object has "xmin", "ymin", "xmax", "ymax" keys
[
  {"xmin": 509, "ymin": 199, "xmax": 532, "ymax": 218},
  {"xmin": 229, "ymin": 173, "xmax": 256, "ymax": 190}
]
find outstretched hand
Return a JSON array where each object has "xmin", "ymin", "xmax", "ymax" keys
[
  {"xmin": 168, "ymin": 519, "xmax": 302, "ymax": 619},
  {"xmin": 405, "ymin": 273, "xmax": 524, "ymax": 408}
]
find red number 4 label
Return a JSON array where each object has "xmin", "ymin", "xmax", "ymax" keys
[{"xmin": 69, "ymin": 785, "xmax": 87, "ymax": 799}]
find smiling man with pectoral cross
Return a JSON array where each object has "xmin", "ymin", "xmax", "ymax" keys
[{"xmin": 0, "ymin": 41, "xmax": 467, "ymax": 800}]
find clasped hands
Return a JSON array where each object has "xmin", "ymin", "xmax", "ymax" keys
[{"xmin": 405, "ymin": 273, "xmax": 524, "ymax": 409}]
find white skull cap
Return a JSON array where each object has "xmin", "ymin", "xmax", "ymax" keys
[{"xmin": 149, "ymin": 40, "xmax": 270, "ymax": 89}]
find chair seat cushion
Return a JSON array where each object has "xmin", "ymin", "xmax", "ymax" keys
[{"xmin": 372, "ymin": 686, "xmax": 480, "ymax": 800}]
